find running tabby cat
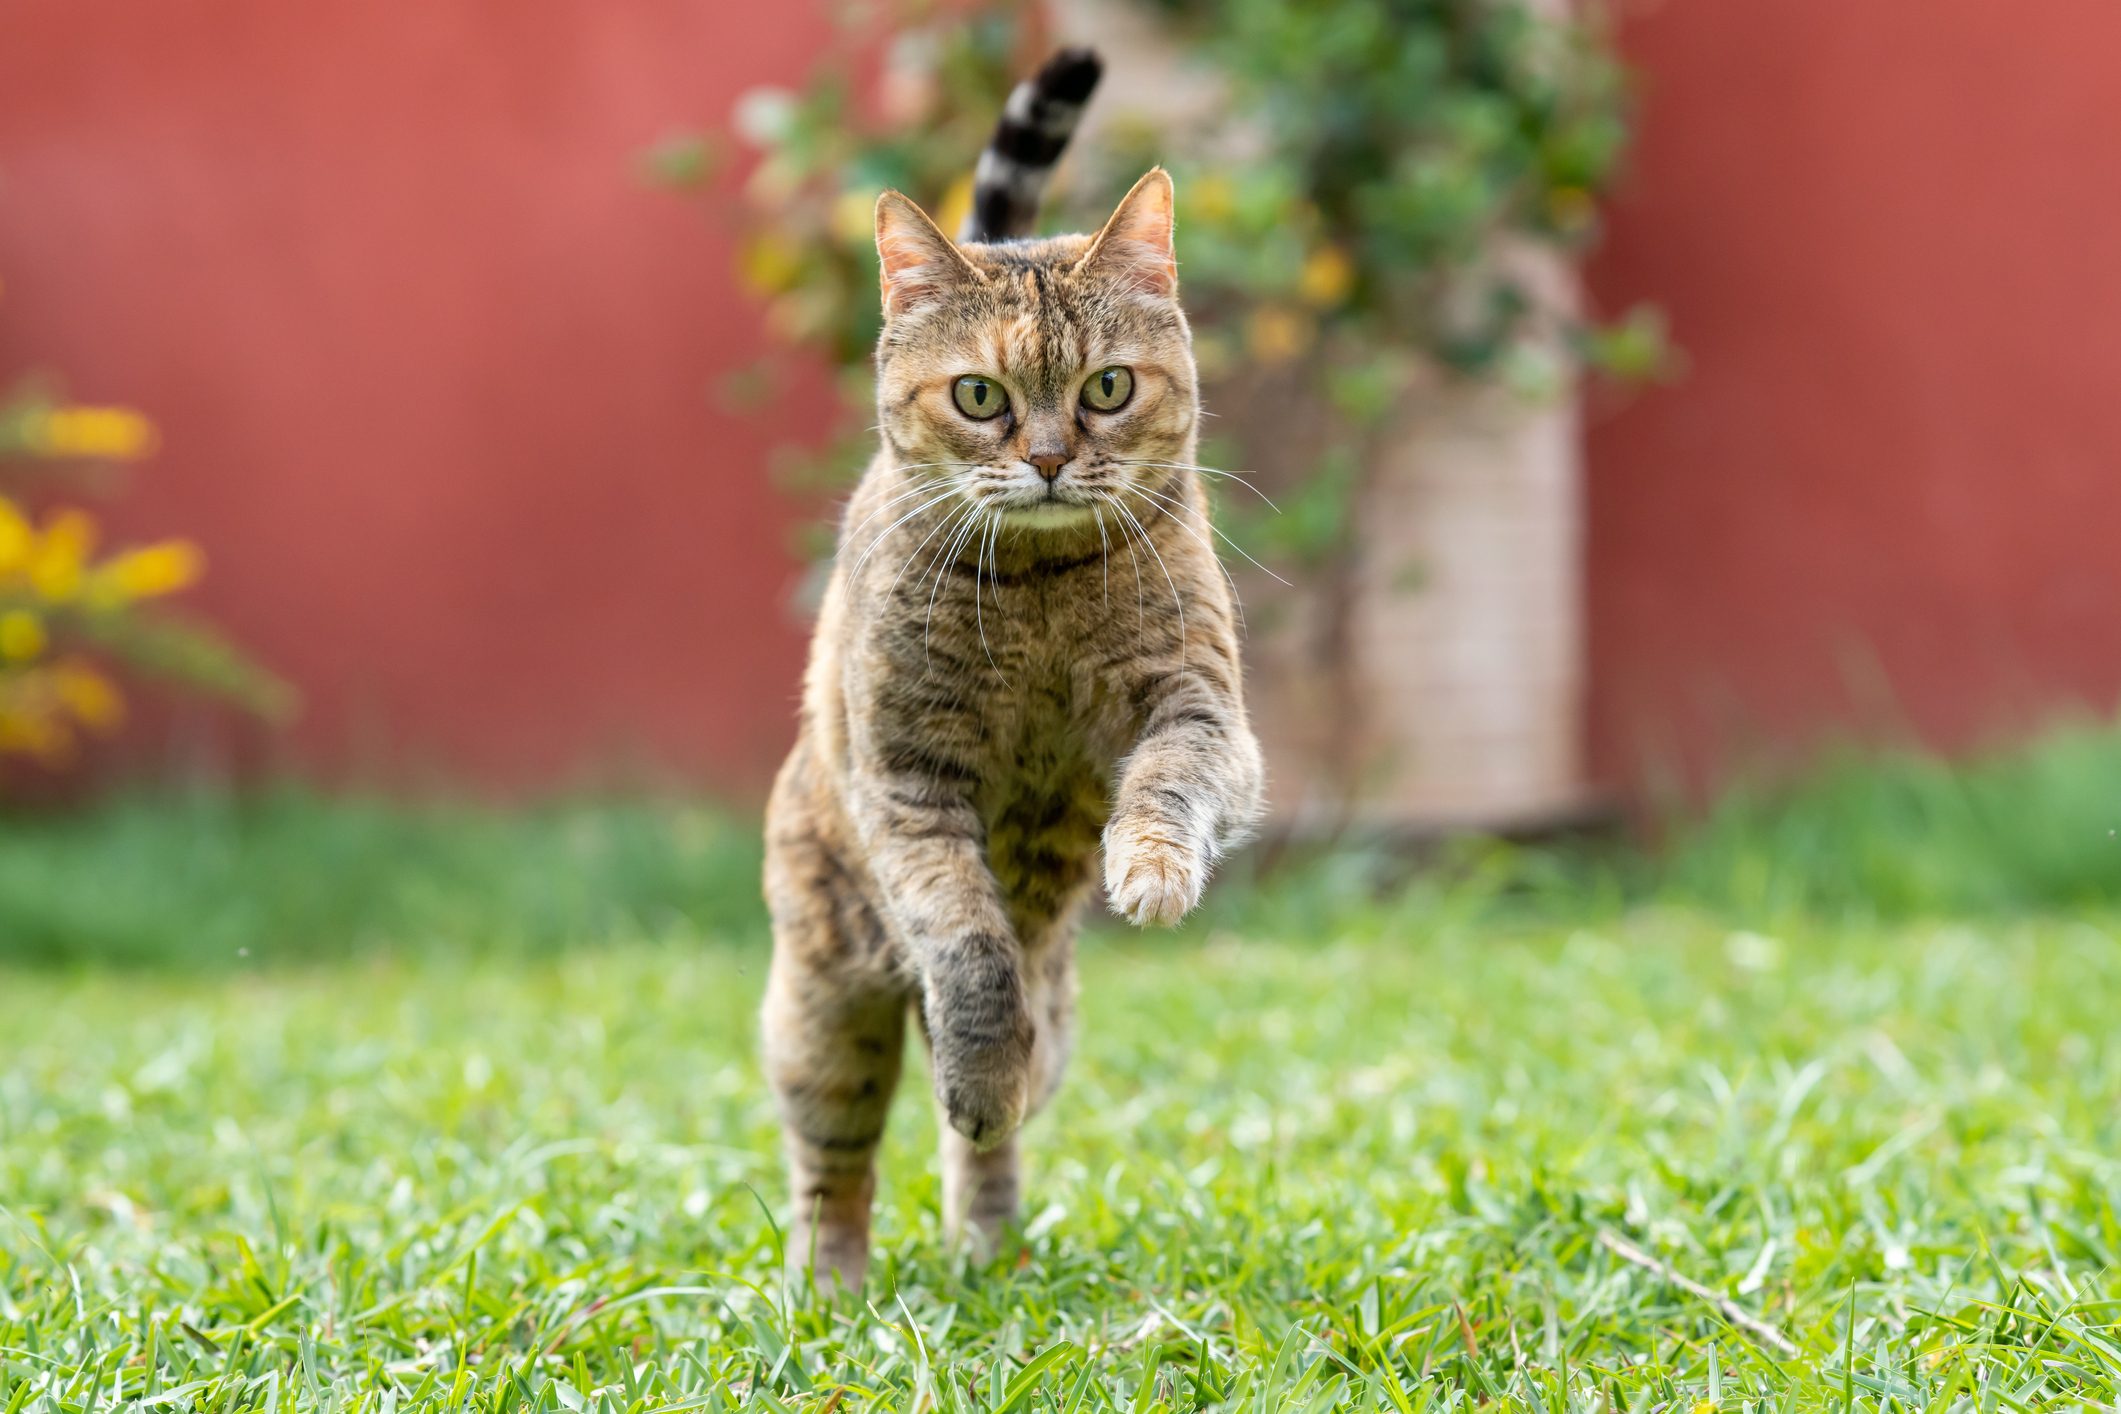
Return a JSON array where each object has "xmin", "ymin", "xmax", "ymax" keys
[{"xmin": 762, "ymin": 49, "xmax": 1265, "ymax": 1290}]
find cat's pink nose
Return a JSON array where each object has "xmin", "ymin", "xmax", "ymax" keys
[{"xmin": 1028, "ymin": 451, "xmax": 1068, "ymax": 481}]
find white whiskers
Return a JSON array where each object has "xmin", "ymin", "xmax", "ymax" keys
[
  {"xmin": 1092, "ymin": 504, "xmax": 1112, "ymax": 612},
  {"xmin": 1119, "ymin": 483, "xmax": 1251, "ymax": 633},
  {"xmin": 924, "ymin": 501, "xmax": 986, "ymax": 671},
  {"xmin": 884, "ymin": 494, "xmax": 975, "ymax": 602},
  {"xmin": 846, "ymin": 483, "xmax": 967, "ymax": 585},
  {"xmin": 974, "ymin": 511, "xmax": 1008, "ymax": 684},
  {"xmin": 1124, "ymin": 480, "xmax": 1291, "ymax": 588},
  {"xmin": 840, "ymin": 466, "xmax": 981, "ymax": 544},
  {"xmin": 1099, "ymin": 490, "xmax": 1185, "ymax": 667},
  {"xmin": 1115, "ymin": 458, "xmax": 1281, "ymax": 513}
]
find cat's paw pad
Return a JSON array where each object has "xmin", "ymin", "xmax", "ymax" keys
[{"xmin": 1104, "ymin": 831, "xmax": 1206, "ymax": 927}]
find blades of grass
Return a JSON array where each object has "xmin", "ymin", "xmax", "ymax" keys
[{"xmin": 993, "ymin": 1342, "xmax": 1078, "ymax": 1414}]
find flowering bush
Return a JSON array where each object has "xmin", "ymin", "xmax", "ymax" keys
[
  {"xmin": 664, "ymin": 0, "xmax": 1665, "ymax": 569},
  {"xmin": 645, "ymin": 10, "xmax": 1029, "ymax": 557},
  {"xmin": 0, "ymin": 372, "xmax": 288, "ymax": 770}
]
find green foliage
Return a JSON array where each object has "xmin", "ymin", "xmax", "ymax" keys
[
  {"xmin": 1226, "ymin": 441, "xmax": 1363, "ymax": 569},
  {"xmin": 68, "ymin": 603, "xmax": 294, "ymax": 722},
  {"xmin": 1204, "ymin": 714, "xmax": 2121, "ymax": 936},
  {"xmin": 1, "ymin": 312, "xmax": 291, "ymax": 772},
  {"xmin": 0, "ymin": 785, "xmax": 763, "ymax": 968},
  {"xmin": 1141, "ymin": 0, "xmax": 1640, "ymax": 370},
  {"xmin": 676, "ymin": 0, "xmax": 1667, "ymax": 568},
  {"xmin": 1641, "ymin": 717, "xmax": 2121, "ymax": 920},
  {"xmin": 711, "ymin": 13, "xmax": 1025, "ymax": 369},
  {"xmin": 13, "ymin": 717, "xmax": 2121, "ymax": 971}
]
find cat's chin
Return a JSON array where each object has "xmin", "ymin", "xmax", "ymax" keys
[{"xmin": 999, "ymin": 501, "xmax": 1099, "ymax": 531}]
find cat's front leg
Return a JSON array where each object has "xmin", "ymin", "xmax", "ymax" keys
[
  {"xmin": 1105, "ymin": 670, "xmax": 1266, "ymax": 927},
  {"xmin": 917, "ymin": 906, "xmax": 1036, "ymax": 1149},
  {"xmin": 851, "ymin": 767, "xmax": 1034, "ymax": 1149}
]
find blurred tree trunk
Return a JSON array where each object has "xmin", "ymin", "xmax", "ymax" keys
[{"xmin": 1054, "ymin": 0, "xmax": 1593, "ymax": 836}]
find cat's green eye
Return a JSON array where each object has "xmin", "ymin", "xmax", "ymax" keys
[
  {"xmin": 952, "ymin": 375, "xmax": 1007, "ymax": 421},
  {"xmin": 1081, "ymin": 366, "xmax": 1134, "ymax": 412}
]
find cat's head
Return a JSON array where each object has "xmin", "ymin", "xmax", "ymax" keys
[{"xmin": 871, "ymin": 169, "xmax": 1197, "ymax": 530}]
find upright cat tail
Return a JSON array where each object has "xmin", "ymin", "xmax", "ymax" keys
[{"xmin": 960, "ymin": 47, "xmax": 1104, "ymax": 244}]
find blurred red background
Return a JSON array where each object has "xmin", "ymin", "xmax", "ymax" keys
[
  {"xmin": 3, "ymin": 0, "xmax": 2118, "ymax": 799},
  {"xmin": 1586, "ymin": 0, "xmax": 2121, "ymax": 792},
  {"xmin": 0, "ymin": 0, "xmax": 831, "ymax": 794}
]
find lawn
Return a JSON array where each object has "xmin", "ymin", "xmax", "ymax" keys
[{"xmin": 5, "ymin": 728, "xmax": 2121, "ymax": 1413}]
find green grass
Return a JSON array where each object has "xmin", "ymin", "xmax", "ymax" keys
[
  {"xmin": 5, "ymin": 725, "xmax": 2121, "ymax": 1411},
  {"xmin": 10, "ymin": 912, "xmax": 2121, "ymax": 1411}
]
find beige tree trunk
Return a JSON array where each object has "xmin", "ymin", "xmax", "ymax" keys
[
  {"xmin": 1246, "ymin": 371, "xmax": 1588, "ymax": 833},
  {"xmin": 1054, "ymin": 0, "xmax": 1591, "ymax": 835}
]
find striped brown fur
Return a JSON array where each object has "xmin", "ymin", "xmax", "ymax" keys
[{"xmin": 762, "ymin": 170, "xmax": 1265, "ymax": 1291}]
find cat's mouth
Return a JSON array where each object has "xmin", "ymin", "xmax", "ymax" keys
[
  {"xmin": 978, "ymin": 472, "xmax": 1102, "ymax": 528},
  {"xmin": 997, "ymin": 496, "xmax": 1098, "ymax": 530}
]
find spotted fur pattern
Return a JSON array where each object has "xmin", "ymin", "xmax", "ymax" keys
[{"xmin": 762, "ymin": 170, "xmax": 1265, "ymax": 1291}]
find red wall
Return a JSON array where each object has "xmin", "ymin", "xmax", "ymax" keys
[
  {"xmin": 0, "ymin": 0, "xmax": 827, "ymax": 794},
  {"xmin": 1587, "ymin": 0, "xmax": 2121, "ymax": 790},
  {"xmin": 9, "ymin": 2, "xmax": 2120, "ymax": 800}
]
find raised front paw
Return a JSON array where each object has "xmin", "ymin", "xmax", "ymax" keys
[{"xmin": 1103, "ymin": 824, "xmax": 1207, "ymax": 927}]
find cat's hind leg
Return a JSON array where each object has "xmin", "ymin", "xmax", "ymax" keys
[
  {"xmin": 761, "ymin": 831, "xmax": 907, "ymax": 1295},
  {"xmin": 938, "ymin": 1124, "xmax": 1020, "ymax": 1260}
]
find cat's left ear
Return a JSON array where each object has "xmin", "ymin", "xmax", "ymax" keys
[
  {"xmin": 876, "ymin": 190, "xmax": 981, "ymax": 317},
  {"xmin": 1083, "ymin": 168, "xmax": 1177, "ymax": 299}
]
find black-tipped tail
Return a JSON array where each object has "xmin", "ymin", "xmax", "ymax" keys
[{"xmin": 960, "ymin": 47, "xmax": 1103, "ymax": 244}]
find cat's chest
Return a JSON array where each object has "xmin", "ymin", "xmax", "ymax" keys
[
  {"xmin": 953, "ymin": 578, "xmax": 1138, "ymax": 758},
  {"xmin": 968, "ymin": 666, "xmax": 1125, "ymax": 791},
  {"xmin": 972, "ymin": 674, "xmax": 1116, "ymax": 915},
  {"xmin": 860, "ymin": 553, "xmax": 1144, "ymax": 776}
]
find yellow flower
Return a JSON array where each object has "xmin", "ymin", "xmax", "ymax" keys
[
  {"xmin": 29, "ymin": 508, "xmax": 97, "ymax": 602},
  {"xmin": 0, "ymin": 497, "xmax": 32, "ymax": 577},
  {"xmin": 1547, "ymin": 185, "xmax": 1597, "ymax": 234},
  {"xmin": 52, "ymin": 659, "xmax": 124, "ymax": 732},
  {"xmin": 0, "ymin": 717, "xmax": 68, "ymax": 764},
  {"xmin": 26, "ymin": 405, "xmax": 158, "ymax": 460},
  {"xmin": 91, "ymin": 540, "xmax": 204, "ymax": 603},
  {"xmin": 831, "ymin": 187, "xmax": 880, "ymax": 247},
  {"xmin": 933, "ymin": 174, "xmax": 975, "ymax": 246},
  {"xmin": 1245, "ymin": 306, "xmax": 1316, "ymax": 366},
  {"xmin": 1298, "ymin": 245, "xmax": 1357, "ymax": 309},
  {"xmin": 1192, "ymin": 331, "xmax": 1235, "ymax": 383},
  {"xmin": 1189, "ymin": 174, "xmax": 1236, "ymax": 224},
  {"xmin": 0, "ymin": 675, "xmax": 73, "ymax": 765},
  {"xmin": 0, "ymin": 610, "xmax": 45, "ymax": 662},
  {"xmin": 739, "ymin": 235, "xmax": 806, "ymax": 297}
]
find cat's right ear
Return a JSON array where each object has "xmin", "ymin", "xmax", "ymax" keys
[{"xmin": 876, "ymin": 191, "xmax": 980, "ymax": 317}]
